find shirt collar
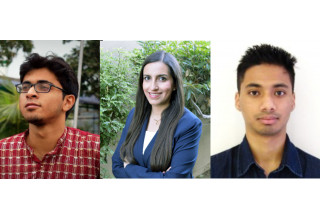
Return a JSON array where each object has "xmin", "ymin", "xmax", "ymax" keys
[
  {"xmin": 278, "ymin": 135, "xmax": 303, "ymax": 177},
  {"xmin": 236, "ymin": 135, "xmax": 303, "ymax": 178}
]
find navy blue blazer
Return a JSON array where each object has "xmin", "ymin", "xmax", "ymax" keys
[{"xmin": 112, "ymin": 107, "xmax": 202, "ymax": 178}]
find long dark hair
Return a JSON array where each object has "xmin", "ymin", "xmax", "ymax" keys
[{"xmin": 120, "ymin": 51, "xmax": 185, "ymax": 172}]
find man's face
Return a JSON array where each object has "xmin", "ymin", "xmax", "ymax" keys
[
  {"xmin": 19, "ymin": 68, "xmax": 68, "ymax": 126},
  {"xmin": 235, "ymin": 64, "xmax": 295, "ymax": 137}
]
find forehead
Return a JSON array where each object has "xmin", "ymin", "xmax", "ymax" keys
[
  {"xmin": 22, "ymin": 68, "xmax": 60, "ymax": 84},
  {"xmin": 241, "ymin": 64, "xmax": 292, "ymax": 89},
  {"xmin": 143, "ymin": 61, "xmax": 170, "ymax": 75}
]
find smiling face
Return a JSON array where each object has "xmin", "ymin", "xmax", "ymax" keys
[
  {"xmin": 142, "ymin": 61, "xmax": 175, "ymax": 110},
  {"xmin": 235, "ymin": 64, "xmax": 295, "ymax": 137},
  {"xmin": 19, "ymin": 68, "xmax": 73, "ymax": 126}
]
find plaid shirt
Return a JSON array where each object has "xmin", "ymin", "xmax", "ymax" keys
[{"xmin": 0, "ymin": 127, "xmax": 100, "ymax": 179}]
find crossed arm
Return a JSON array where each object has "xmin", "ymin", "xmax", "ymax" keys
[{"xmin": 112, "ymin": 116, "xmax": 202, "ymax": 178}]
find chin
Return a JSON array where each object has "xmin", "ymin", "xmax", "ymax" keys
[
  {"xmin": 25, "ymin": 116, "xmax": 45, "ymax": 126},
  {"xmin": 256, "ymin": 128, "xmax": 282, "ymax": 136}
]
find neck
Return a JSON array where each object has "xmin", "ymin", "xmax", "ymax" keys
[
  {"xmin": 151, "ymin": 104, "xmax": 168, "ymax": 117},
  {"xmin": 246, "ymin": 130, "xmax": 287, "ymax": 176},
  {"xmin": 26, "ymin": 116, "xmax": 66, "ymax": 160}
]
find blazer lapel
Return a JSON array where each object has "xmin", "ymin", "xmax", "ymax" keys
[
  {"xmin": 133, "ymin": 115, "xmax": 159, "ymax": 168},
  {"xmin": 142, "ymin": 131, "xmax": 158, "ymax": 166}
]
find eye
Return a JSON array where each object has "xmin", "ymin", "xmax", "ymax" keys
[
  {"xmin": 21, "ymin": 84, "xmax": 31, "ymax": 91},
  {"xmin": 275, "ymin": 91, "xmax": 286, "ymax": 96},
  {"xmin": 143, "ymin": 76, "xmax": 150, "ymax": 81},
  {"xmin": 37, "ymin": 83, "xmax": 50, "ymax": 91},
  {"xmin": 159, "ymin": 76, "xmax": 167, "ymax": 81},
  {"xmin": 248, "ymin": 91, "xmax": 259, "ymax": 96}
]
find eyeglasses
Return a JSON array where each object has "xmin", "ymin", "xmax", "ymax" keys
[{"xmin": 15, "ymin": 82, "xmax": 66, "ymax": 93}]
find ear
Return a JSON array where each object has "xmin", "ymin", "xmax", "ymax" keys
[
  {"xmin": 62, "ymin": 95, "xmax": 76, "ymax": 112},
  {"xmin": 291, "ymin": 92, "xmax": 295, "ymax": 111},
  {"xmin": 235, "ymin": 92, "xmax": 241, "ymax": 111}
]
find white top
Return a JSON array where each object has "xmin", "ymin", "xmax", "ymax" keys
[{"xmin": 143, "ymin": 131, "xmax": 156, "ymax": 154}]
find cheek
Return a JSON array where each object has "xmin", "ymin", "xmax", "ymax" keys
[
  {"xmin": 142, "ymin": 82, "xmax": 148, "ymax": 92},
  {"xmin": 239, "ymin": 99, "xmax": 255, "ymax": 114},
  {"xmin": 19, "ymin": 95, "xmax": 26, "ymax": 110},
  {"xmin": 162, "ymin": 82, "xmax": 174, "ymax": 92},
  {"xmin": 284, "ymin": 101, "xmax": 294, "ymax": 113}
]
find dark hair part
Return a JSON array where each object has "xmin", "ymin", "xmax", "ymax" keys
[
  {"xmin": 237, "ymin": 44, "xmax": 297, "ymax": 92},
  {"xmin": 19, "ymin": 53, "xmax": 78, "ymax": 118},
  {"xmin": 120, "ymin": 51, "xmax": 185, "ymax": 172}
]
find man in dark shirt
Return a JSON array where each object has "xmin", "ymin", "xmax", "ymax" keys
[{"xmin": 211, "ymin": 44, "xmax": 320, "ymax": 178}]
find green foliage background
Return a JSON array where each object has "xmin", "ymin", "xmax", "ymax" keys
[
  {"xmin": 0, "ymin": 79, "xmax": 28, "ymax": 139},
  {"xmin": 100, "ymin": 49, "xmax": 138, "ymax": 178},
  {"xmin": 64, "ymin": 40, "xmax": 100, "ymax": 98},
  {"xmin": 0, "ymin": 40, "xmax": 33, "ymax": 66},
  {"xmin": 0, "ymin": 40, "xmax": 33, "ymax": 138},
  {"xmin": 100, "ymin": 41, "xmax": 210, "ymax": 178}
]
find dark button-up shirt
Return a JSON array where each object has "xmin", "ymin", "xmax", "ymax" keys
[{"xmin": 211, "ymin": 135, "xmax": 320, "ymax": 178}]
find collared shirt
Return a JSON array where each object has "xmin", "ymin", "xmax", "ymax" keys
[
  {"xmin": 0, "ymin": 127, "xmax": 100, "ymax": 179},
  {"xmin": 211, "ymin": 135, "xmax": 320, "ymax": 178}
]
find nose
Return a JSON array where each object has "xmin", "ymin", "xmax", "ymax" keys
[
  {"xmin": 150, "ymin": 80, "xmax": 159, "ymax": 90},
  {"xmin": 260, "ymin": 94, "xmax": 276, "ymax": 112},
  {"xmin": 25, "ymin": 85, "xmax": 38, "ymax": 99}
]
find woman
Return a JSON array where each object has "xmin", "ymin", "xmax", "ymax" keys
[{"xmin": 112, "ymin": 51, "xmax": 202, "ymax": 178}]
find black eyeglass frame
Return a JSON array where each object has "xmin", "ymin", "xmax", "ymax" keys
[{"xmin": 15, "ymin": 82, "xmax": 67, "ymax": 94}]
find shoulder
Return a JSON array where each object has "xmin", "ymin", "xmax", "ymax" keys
[
  {"xmin": 175, "ymin": 108, "xmax": 202, "ymax": 134},
  {"xmin": 66, "ymin": 127, "xmax": 100, "ymax": 149},
  {"xmin": 211, "ymin": 145, "xmax": 239, "ymax": 164},
  {"xmin": 124, "ymin": 108, "xmax": 136, "ymax": 125},
  {"xmin": 211, "ymin": 145, "xmax": 240, "ymax": 178},
  {"xmin": 180, "ymin": 108, "xmax": 202, "ymax": 123},
  {"xmin": 0, "ymin": 131, "xmax": 26, "ymax": 146},
  {"xmin": 295, "ymin": 147, "xmax": 320, "ymax": 167},
  {"xmin": 127, "ymin": 108, "xmax": 135, "ymax": 119}
]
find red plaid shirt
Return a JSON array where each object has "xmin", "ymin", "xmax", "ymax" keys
[{"xmin": 0, "ymin": 127, "xmax": 100, "ymax": 179}]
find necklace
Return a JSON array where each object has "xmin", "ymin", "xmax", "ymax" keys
[{"xmin": 154, "ymin": 118, "xmax": 161, "ymax": 125}]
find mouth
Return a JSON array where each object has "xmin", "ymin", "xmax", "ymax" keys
[
  {"xmin": 257, "ymin": 115, "xmax": 279, "ymax": 125},
  {"xmin": 148, "ymin": 92, "xmax": 161, "ymax": 99},
  {"xmin": 25, "ymin": 103, "xmax": 40, "ymax": 110}
]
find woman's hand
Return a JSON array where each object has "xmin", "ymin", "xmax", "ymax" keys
[
  {"xmin": 162, "ymin": 167, "xmax": 171, "ymax": 174},
  {"xmin": 123, "ymin": 158, "xmax": 129, "ymax": 168}
]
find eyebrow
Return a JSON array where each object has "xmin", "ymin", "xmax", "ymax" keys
[
  {"xmin": 22, "ymin": 80, "xmax": 51, "ymax": 84},
  {"xmin": 143, "ymin": 73, "xmax": 169, "ymax": 77},
  {"xmin": 273, "ymin": 83, "xmax": 289, "ymax": 89},
  {"xmin": 245, "ymin": 83, "xmax": 261, "ymax": 89},
  {"xmin": 245, "ymin": 83, "xmax": 289, "ymax": 89}
]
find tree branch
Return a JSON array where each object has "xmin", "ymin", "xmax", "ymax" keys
[{"xmin": 190, "ymin": 98, "xmax": 210, "ymax": 119}]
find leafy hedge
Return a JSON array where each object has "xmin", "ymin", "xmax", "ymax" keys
[{"xmin": 100, "ymin": 49, "xmax": 137, "ymax": 177}]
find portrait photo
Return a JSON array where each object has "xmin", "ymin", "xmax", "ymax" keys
[
  {"xmin": 100, "ymin": 41, "xmax": 210, "ymax": 178},
  {"xmin": 211, "ymin": 40, "xmax": 320, "ymax": 178},
  {"xmin": 0, "ymin": 40, "xmax": 100, "ymax": 178}
]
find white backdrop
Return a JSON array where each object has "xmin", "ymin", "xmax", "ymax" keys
[{"xmin": 211, "ymin": 40, "xmax": 320, "ymax": 158}]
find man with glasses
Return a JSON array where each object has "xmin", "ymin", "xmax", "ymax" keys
[{"xmin": 0, "ymin": 53, "xmax": 100, "ymax": 179}]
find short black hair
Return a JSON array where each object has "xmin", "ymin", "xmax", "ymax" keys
[
  {"xmin": 19, "ymin": 53, "xmax": 78, "ymax": 118},
  {"xmin": 237, "ymin": 44, "xmax": 297, "ymax": 92}
]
